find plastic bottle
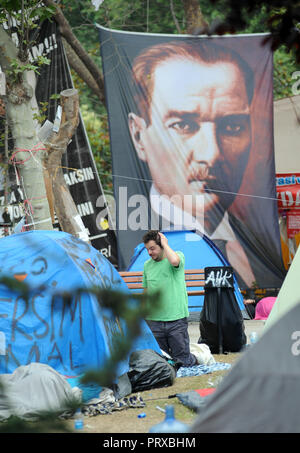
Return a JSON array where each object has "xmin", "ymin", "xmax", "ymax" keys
[
  {"xmin": 249, "ymin": 331, "xmax": 258, "ymax": 344},
  {"xmin": 74, "ymin": 408, "xmax": 84, "ymax": 431},
  {"xmin": 149, "ymin": 405, "xmax": 189, "ymax": 433}
]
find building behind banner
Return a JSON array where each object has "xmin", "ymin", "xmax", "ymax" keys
[{"xmin": 274, "ymin": 95, "xmax": 300, "ymax": 270}]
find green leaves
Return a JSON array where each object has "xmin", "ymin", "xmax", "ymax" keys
[
  {"xmin": 0, "ymin": 1, "xmax": 56, "ymax": 63},
  {"xmin": 6, "ymin": 56, "xmax": 50, "ymax": 84}
]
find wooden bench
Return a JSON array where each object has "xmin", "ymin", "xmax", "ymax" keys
[{"xmin": 119, "ymin": 269, "xmax": 205, "ymax": 296}]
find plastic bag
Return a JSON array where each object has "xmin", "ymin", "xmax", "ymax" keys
[
  {"xmin": 190, "ymin": 343, "xmax": 216, "ymax": 366},
  {"xmin": 128, "ymin": 349, "xmax": 176, "ymax": 392},
  {"xmin": 199, "ymin": 288, "xmax": 247, "ymax": 353}
]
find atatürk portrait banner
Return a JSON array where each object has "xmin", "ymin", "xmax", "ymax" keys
[{"xmin": 97, "ymin": 25, "xmax": 286, "ymax": 289}]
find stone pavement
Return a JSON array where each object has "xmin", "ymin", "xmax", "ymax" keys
[{"xmin": 188, "ymin": 319, "xmax": 265, "ymax": 344}]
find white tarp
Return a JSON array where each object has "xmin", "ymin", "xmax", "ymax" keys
[{"xmin": 0, "ymin": 363, "xmax": 81, "ymax": 420}]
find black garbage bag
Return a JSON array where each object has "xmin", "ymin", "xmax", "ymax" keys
[
  {"xmin": 128, "ymin": 349, "xmax": 176, "ymax": 392},
  {"xmin": 199, "ymin": 287, "xmax": 247, "ymax": 353}
]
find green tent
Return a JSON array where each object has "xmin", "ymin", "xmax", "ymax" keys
[{"xmin": 264, "ymin": 244, "xmax": 300, "ymax": 332}]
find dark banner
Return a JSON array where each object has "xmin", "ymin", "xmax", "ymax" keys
[
  {"xmin": 0, "ymin": 20, "xmax": 118, "ymax": 267},
  {"xmin": 98, "ymin": 25, "xmax": 285, "ymax": 289}
]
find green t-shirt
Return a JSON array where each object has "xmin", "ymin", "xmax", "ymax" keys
[{"xmin": 142, "ymin": 251, "xmax": 189, "ymax": 321}]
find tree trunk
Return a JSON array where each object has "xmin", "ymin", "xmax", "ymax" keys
[
  {"xmin": 182, "ymin": 0, "xmax": 208, "ymax": 34},
  {"xmin": 44, "ymin": 88, "xmax": 90, "ymax": 242},
  {"xmin": 6, "ymin": 96, "xmax": 53, "ymax": 231},
  {"xmin": 0, "ymin": 26, "xmax": 53, "ymax": 231}
]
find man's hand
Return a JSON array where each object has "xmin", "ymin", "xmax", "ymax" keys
[
  {"xmin": 158, "ymin": 232, "xmax": 180, "ymax": 267},
  {"xmin": 158, "ymin": 232, "xmax": 168, "ymax": 248}
]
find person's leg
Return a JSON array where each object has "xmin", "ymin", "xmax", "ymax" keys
[
  {"xmin": 146, "ymin": 320, "xmax": 170, "ymax": 354},
  {"xmin": 166, "ymin": 318, "xmax": 197, "ymax": 367},
  {"xmin": 244, "ymin": 302, "xmax": 256, "ymax": 319}
]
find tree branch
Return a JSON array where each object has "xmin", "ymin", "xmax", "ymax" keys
[
  {"xmin": 44, "ymin": 88, "xmax": 90, "ymax": 241},
  {"xmin": 170, "ymin": 0, "xmax": 182, "ymax": 34},
  {"xmin": 0, "ymin": 26, "xmax": 18, "ymax": 73},
  {"xmin": 62, "ymin": 37, "xmax": 105, "ymax": 104},
  {"xmin": 181, "ymin": 0, "xmax": 208, "ymax": 34},
  {"xmin": 43, "ymin": 0, "xmax": 105, "ymax": 105}
]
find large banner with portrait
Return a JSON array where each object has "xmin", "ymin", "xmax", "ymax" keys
[{"xmin": 97, "ymin": 25, "xmax": 286, "ymax": 289}]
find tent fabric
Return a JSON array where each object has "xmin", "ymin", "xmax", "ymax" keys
[
  {"xmin": 176, "ymin": 388, "xmax": 216, "ymax": 412},
  {"xmin": 0, "ymin": 230, "xmax": 160, "ymax": 378},
  {"xmin": 265, "ymin": 243, "xmax": 300, "ymax": 332},
  {"xmin": 190, "ymin": 301, "xmax": 300, "ymax": 433},
  {"xmin": 128, "ymin": 230, "xmax": 245, "ymax": 312},
  {"xmin": 0, "ymin": 363, "xmax": 80, "ymax": 421},
  {"xmin": 254, "ymin": 297, "xmax": 276, "ymax": 320}
]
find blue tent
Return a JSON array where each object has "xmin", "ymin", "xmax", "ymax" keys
[
  {"xmin": 128, "ymin": 230, "xmax": 245, "ymax": 312},
  {"xmin": 0, "ymin": 230, "xmax": 160, "ymax": 379}
]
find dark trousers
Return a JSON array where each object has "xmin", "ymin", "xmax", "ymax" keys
[{"xmin": 146, "ymin": 318, "xmax": 197, "ymax": 367}]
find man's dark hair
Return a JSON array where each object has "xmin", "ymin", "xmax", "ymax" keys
[{"xmin": 143, "ymin": 230, "xmax": 161, "ymax": 247}]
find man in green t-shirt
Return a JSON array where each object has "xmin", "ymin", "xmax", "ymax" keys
[{"xmin": 142, "ymin": 230, "xmax": 197, "ymax": 367}]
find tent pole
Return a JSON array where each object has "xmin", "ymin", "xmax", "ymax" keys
[{"xmin": 217, "ymin": 287, "xmax": 223, "ymax": 354}]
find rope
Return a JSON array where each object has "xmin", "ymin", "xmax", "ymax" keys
[
  {"xmin": 9, "ymin": 143, "xmax": 47, "ymax": 165},
  {"xmin": 4, "ymin": 143, "xmax": 280, "ymax": 204}
]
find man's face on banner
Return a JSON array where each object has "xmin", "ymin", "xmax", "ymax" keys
[{"xmin": 129, "ymin": 56, "xmax": 252, "ymax": 234}]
